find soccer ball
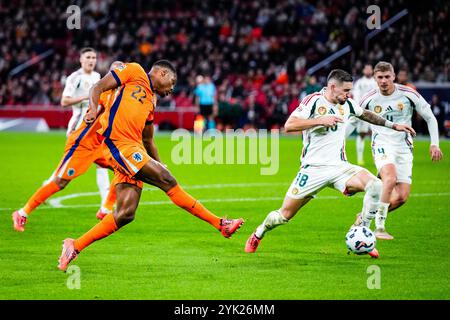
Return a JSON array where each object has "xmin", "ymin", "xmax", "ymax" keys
[{"xmin": 345, "ymin": 226, "xmax": 376, "ymax": 255}]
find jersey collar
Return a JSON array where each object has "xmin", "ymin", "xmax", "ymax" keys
[{"xmin": 147, "ymin": 73, "xmax": 154, "ymax": 92}]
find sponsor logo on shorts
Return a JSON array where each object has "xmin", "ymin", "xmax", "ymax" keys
[
  {"xmin": 67, "ymin": 168, "xmax": 76, "ymax": 177},
  {"xmin": 292, "ymin": 187, "xmax": 299, "ymax": 195},
  {"xmin": 374, "ymin": 105, "xmax": 382, "ymax": 113},
  {"xmin": 318, "ymin": 106, "xmax": 327, "ymax": 115},
  {"xmin": 132, "ymin": 152, "xmax": 143, "ymax": 163}
]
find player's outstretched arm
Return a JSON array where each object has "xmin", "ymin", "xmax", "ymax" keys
[
  {"xmin": 142, "ymin": 122, "xmax": 162, "ymax": 163},
  {"xmin": 84, "ymin": 73, "xmax": 119, "ymax": 124},
  {"xmin": 61, "ymin": 95, "xmax": 89, "ymax": 108},
  {"xmin": 358, "ymin": 110, "xmax": 416, "ymax": 137},
  {"xmin": 284, "ymin": 114, "xmax": 343, "ymax": 132}
]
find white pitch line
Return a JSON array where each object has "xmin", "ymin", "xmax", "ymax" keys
[
  {"xmin": 1, "ymin": 192, "xmax": 449, "ymax": 211},
  {"xmin": 47, "ymin": 192, "xmax": 100, "ymax": 208},
  {"xmin": 46, "ymin": 182, "xmax": 289, "ymax": 208}
]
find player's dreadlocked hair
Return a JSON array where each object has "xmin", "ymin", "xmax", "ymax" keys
[{"xmin": 327, "ymin": 69, "xmax": 353, "ymax": 84}]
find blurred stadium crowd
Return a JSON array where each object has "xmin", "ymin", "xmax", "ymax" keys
[{"xmin": 0, "ymin": 0, "xmax": 449, "ymax": 132}]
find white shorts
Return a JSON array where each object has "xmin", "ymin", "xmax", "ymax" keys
[
  {"xmin": 346, "ymin": 117, "xmax": 370, "ymax": 134},
  {"xmin": 356, "ymin": 119, "xmax": 370, "ymax": 134},
  {"xmin": 372, "ymin": 144, "xmax": 413, "ymax": 184},
  {"xmin": 286, "ymin": 163, "xmax": 369, "ymax": 199}
]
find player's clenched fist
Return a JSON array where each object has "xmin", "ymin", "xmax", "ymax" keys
[
  {"xmin": 84, "ymin": 110, "xmax": 96, "ymax": 125},
  {"xmin": 318, "ymin": 116, "xmax": 344, "ymax": 128}
]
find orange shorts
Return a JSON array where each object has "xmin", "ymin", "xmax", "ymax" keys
[
  {"xmin": 101, "ymin": 138, "xmax": 150, "ymax": 189},
  {"xmin": 54, "ymin": 131, "xmax": 111, "ymax": 180}
]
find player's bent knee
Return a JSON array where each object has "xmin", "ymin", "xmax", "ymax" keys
[
  {"xmin": 279, "ymin": 208, "xmax": 295, "ymax": 220},
  {"xmin": 52, "ymin": 177, "xmax": 70, "ymax": 190},
  {"xmin": 397, "ymin": 193, "xmax": 409, "ymax": 205},
  {"xmin": 115, "ymin": 208, "xmax": 136, "ymax": 227},
  {"xmin": 161, "ymin": 171, "xmax": 177, "ymax": 188}
]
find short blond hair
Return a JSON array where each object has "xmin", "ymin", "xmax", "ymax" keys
[{"xmin": 374, "ymin": 61, "xmax": 394, "ymax": 73}]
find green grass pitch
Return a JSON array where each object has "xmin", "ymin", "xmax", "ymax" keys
[{"xmin": 0, "ymin": 131, "xmax": 449, "ymax": 299}]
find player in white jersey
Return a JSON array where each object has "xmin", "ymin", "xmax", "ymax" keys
[
  {"xmin": 60, "ymin": 47, "xmax": 110, "ymax": 208},
  {"xmin": 357, "ymin": 61, "xmax": 443, "ymax": 240},
  {"xmin": 244, "ymin": 69, "xmax": 415, "ymax": 257},
  {"xmin": 346, "ymin": 64, "xmax": 378, "ymax": 165}
]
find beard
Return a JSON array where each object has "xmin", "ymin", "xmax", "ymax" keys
[{"xmin": 337, "ymin": 96, "xmax": 348, "ymax": 104}]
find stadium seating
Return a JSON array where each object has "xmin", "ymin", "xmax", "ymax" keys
[{"xmin": 0, "ymin": 0, "xmax": 448, "ymax": 131}]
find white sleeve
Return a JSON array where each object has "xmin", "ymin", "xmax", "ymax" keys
[
  {"xmin": 62, "ymin": 74, "xmax": 78, "ymax": 97},
  {"xmin": 291, "ymin": 101, "xmax": 314, "ymax": 119},
  {"xmin": 415, "ymin": 95, "xmax": 440, "ymax": 146},
  {"xmin": 349, "ymin": 98, "xmax": 364, "ymax": 117}
]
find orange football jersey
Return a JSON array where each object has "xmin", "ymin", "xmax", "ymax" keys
[
  {"xmin": 65, "ymin": 88, "xmax": 119, "ymax": 151},
  {"xmin": 98, "ymin": 62, "xmax": 156, "ymax": 144}
]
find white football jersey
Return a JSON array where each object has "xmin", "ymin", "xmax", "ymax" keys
[
  {"xmin": 360, "ymin": 84, "xmax": 431, "ymax": 147},
  {"xmin": 62, "ymin": 68, "xmax": 100, "ymax": 135},
  {"xmin": 291, "ymin": 88, "xmax": 363, "ymax": 166},
  {"xmin": 352, "ymin": 76, "xmax": 377, "ymax": 104}
]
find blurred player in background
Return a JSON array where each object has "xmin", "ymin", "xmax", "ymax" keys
[
  {"xmin": 194, "ymin": 75, "xmax": 217, "ymax": 130},
  {"xmin": 345, "ymin": 64, "xmax": 377, "ymax": 165},
  {"xmin": 60, "ymin": 47, "xmax": 111, "ymax": 210},
  {"xmin": 396, "ymin": 68, "xmax": 417, "ymax": 90},
  {"xmin": 357, "ymin": 61, "xmax": 443, "ymax": 240},
  {"xmin": 245, "ymin": 69, "xmax": 415, "ymax": 257},
  {"xmin": 58, "ymin": 60, "xmax": 244, "ymax": 271},
  {"xmin": 11, "ymin": 61, "xmax": 124, "ymax": 232}
]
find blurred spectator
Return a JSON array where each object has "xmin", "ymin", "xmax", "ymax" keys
[
  {"xmin": 217, "ymin": 92, "xmax": 243, "ymax": 130},
  {"xmin": 430, "ymin": 94, "xmax": 446, "ymax": 136},
  {"xmin": 0, "ymin": 0, "xmax": 448, "ymax": 135},
  {"xmin": 242, "ymin": 94, "xmax": 265, "ymax": 130},
  {"xmin": 301, "ymin": 75, "xmax": 321, "ymax": 99}
]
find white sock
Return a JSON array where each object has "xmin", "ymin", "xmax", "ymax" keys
[
  {"xmin": 375, "ymin": 202, "xmax": 390, "ymax": 230},
  {"xmin": 361, "ymin": 179, "xmax": 382, "ymax": 228},
  {"xmin": 255, "ymin": 210, "xmax": 289, "ymax": 239},
  {"xmin": 96, "ymin": 167, "xmax": 110, "ymax": 204},
  {"xmin": 100, "ymin": 207, "xmax": 112, "ymax": 214},
  {"xmin": 18, "ymin": 208, "xmax": 28, "ymax": 218},
  {"xmin": 356, "ymin": 135, "xmax": 365, "ymax": 163}
]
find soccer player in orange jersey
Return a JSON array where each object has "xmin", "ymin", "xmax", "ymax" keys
[
  {"xmin": 57, "ymin": 60, "xmax": 244, "ymax": 271},
  {"xmin": 11, "ymin": 62, "xmax": 124, "ymax": 232}
]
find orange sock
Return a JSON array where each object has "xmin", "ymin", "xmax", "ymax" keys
[
  {"xmin": 23, "ymin": 181, "xmax": 60, "ymax": 215},
  {"xmin": 101, "ymin": 183, "xmax": 116, "ymax": 212},
  {"xmin": 74, "ymin": 213, "xmax": 118, "ymax": 252},
  {"xmin": 166, "ymin": 184, "xmax": 222, "ymax": 230}
]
